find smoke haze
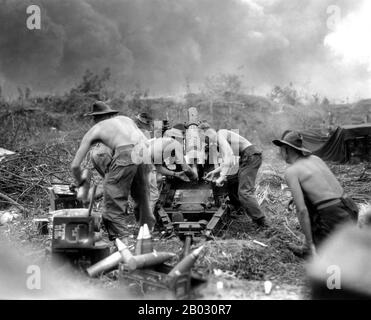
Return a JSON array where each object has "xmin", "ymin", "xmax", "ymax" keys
[{"xmin": 0, "ymin": 0, "xmax": 370, "ymax": 99}]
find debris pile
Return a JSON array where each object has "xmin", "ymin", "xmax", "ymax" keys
[
  {"xmin": 0, "ymin": 144, "xmax": 73, "ymax": 210},
  {"xmin": 329, "ymin": 163, "xmax": 371, "ymax": 202}
]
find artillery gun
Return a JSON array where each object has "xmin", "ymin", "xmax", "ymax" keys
[{"xmin": 155, "ymin": 107, "xmax": 232, "ymax": 256}]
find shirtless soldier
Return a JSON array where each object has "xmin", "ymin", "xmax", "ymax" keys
[
  {"xmin": 205, "ymin": 129, "xmax": 267, "ymax": 227},
  {"xmin": 87, "ymin": 110, "xmax": 158, "ymax": 212},
  {"xmin": 71, "ymin": 101, "xmax": 155, "ymax": 241},
  {"xmin": 134, "ymin": 135, "xmax": 197, "ymax": 216},
  {"xmin": 273, "ymin": 131, "xmax": 358, "ymax": 256},
  {"xmin": 85, "ymin": 106, "xmax": 116, "ymax": 201},
  {"xmin": 148, "ymin": 136, "xmax": 197, "ymax": 182}
]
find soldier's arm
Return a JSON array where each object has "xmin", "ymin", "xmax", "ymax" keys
[
  {"xmin": 164, "ymin": 139, "xmax": 197, "ymax": 180},
  {"xmin": 217, "ymin": 130, "xmax": 235, "ymax": 179},
  {"xmin": 155, "ymin": 164, "xmax": 176, "ymax": 177},
  {"xmin": 156, "ymin": 165, "xmax": 190, "ymax": 181},
  {"xmin": 71, "ymin": 126, "xmax": 99, "ymax": 185},
  {"xmin": 162, "ymin": 139, "xmax": 184, "ymax": 166},
  {"xmin": 152, "ymin": 139, "xmax": 190, "ymax": 179},
  {"xmin": 285, "ymin": 168, "xmax": 316, "ymax": 251},
  {"xmin": 204, "ymin": 165, "xmax": 221, "ymax": 181},
  {"xmin": 219, "ymin": 129, "xmax": 241, "ymax": 141},
  {"xmin": 175, "ymin": 152, "xmax": 197, "ymax": 180}
]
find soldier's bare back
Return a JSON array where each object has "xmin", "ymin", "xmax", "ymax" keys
[
  {"xmin": 90, "ymin": 116, "xmax": 147, "ymax": 149},
  {"xmin": 71, "ymin": 116, "xmax": 148, "ymax": 177}
]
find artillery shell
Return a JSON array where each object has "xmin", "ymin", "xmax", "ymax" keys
[
  {"xmin": 115, "ymin": 238, "xmax": 133, "ymax": 263},
  {"xmin": 141, "ymin": 223, "xmax": 153, "ymax": 254},
  {"xmin": 135, "ymin": 226, "xmax": 144, "ymax": 255},
  {"xmin": 86, "ymin": 251, "xmax": 122, "ymax": 277},
  {"xmin": 127, "ymin": 251, "xmax": 176, "ymax": 271},
  {"xmin": 168, "ymin": 246, "xmax": 204, "ymax": 277}
]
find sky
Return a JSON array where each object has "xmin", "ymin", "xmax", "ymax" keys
[{"xmin": 0, "ymin": 0, "xmax": 370, "ymax": 101}]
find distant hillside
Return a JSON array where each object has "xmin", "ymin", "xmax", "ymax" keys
[
  {"xmin": 327, "ymin": 99, "xmax": 371, "ymax": 126},
  {"xmin": 122, "ymin": 92, "xmax": 326, "ymax": 145},
  {"xmin": 3, "ymin": 88, "xmax": 369, "ymax": 152},
  {"xmin": 0, "ymin": 91, "xmax": 331, "ymax": 150}
]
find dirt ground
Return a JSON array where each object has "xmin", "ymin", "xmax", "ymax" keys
[{"xmin": 0, "ymin": 147, "xmax": 369, "ymax": 300}]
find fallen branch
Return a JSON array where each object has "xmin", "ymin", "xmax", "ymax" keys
[{"xmin": 0, "ymin": 191, "xmax": 25, "ymax": 212}]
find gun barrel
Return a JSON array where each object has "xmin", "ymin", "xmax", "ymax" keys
[{"xmin": 185, "ymin": 107, "xmax": 204, "ymax": 165}]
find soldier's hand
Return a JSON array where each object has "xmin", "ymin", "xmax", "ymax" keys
[
  {"xmin": 205, "ymin": 171, "xmax": 216, "ymax": 181},
  {"xmin": 191, "ymin": 170, "xmax": 199, "ymax": 181},
  {"xmin": 175, "ymin": 171, "xmax": 190, "ymax": 182},
  {"xmin": 69, "ymin": 183, "xmax": 77, "ymax": 193},
  {"xmin": 215, "ymin": 176, "xmax": 226, "ymax": 187},
  {"xmin": 185, "ymin": 169, "xmax": 198, "ymax": 181}
]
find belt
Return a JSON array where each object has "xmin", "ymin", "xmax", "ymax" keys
[
  {"xmin": 114, "ymin": 144, "xmax": 135, "ymax": 152},
  {"xmin": 316, "ymin": 198, "xmax": 343, "ymax": 210}
]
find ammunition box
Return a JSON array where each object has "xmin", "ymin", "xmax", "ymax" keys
[
  {"xmin": 48, "ymin": 184, "xmax": 83, "ymax": 211},
  {"xmin": 51, "ymin": 209, "xmax": 96, "ymax": 250},
  {"xmin": 52, "ymin": 246, "xmax": 111, "ymax": 267}
]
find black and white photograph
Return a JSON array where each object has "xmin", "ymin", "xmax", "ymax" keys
[{"xmin": 0, "ymin": 0, "xmax": 370, "ymax": 306}]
